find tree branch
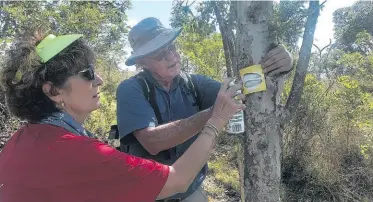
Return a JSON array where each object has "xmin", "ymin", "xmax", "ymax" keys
[
  {"xmin": 320, "ymin": 0, "xmax": 328, "ymax": 7},
  {"xmin": 320, "ymin": 39, "xmax": 332, "ymax": 52},
  {"xmin": 313, "ymin": 39, "xmax": 332, "ymax": 60},
  {"xmin": 320, "ymin": 39, "xmax": 334, "ymax": 78},
  {"xmin": 313, "ymin": 43, "xmax": 322, "ymax": 59},
  {"xmin": 212, "ymin": 1, "xmax": 233, "ymax": 77},
  {"xmin": 285, "ymin": 0, "xmax": 321, "ymax": 116},
  {"xmin": 227, "ymin": 1, "xmax": 237, "ymax": 76}
]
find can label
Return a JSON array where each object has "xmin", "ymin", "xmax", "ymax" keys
[
  {"xmin": 226, "ymin": 81, "xmax": 245, "ymax": 134},
  {"xmin": 226, "ymin": 109, "xmax": 245, "ymax": 134}
]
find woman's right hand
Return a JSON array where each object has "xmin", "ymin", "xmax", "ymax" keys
[
  {"xmin": 158, "ymin": 78, "xmax": 246, "ymax": 200},
  {"xmin": 209, "ymin": 78, "xmax": 246, "ymax": 131}
]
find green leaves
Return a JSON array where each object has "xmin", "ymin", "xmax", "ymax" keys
[
  {"xmin": 335, "ymin": 32, "xmax": 373, "ymax": 92},
  {"xmin": 177, "ymin": 31, "xmax": 225, "ymax": 80},
  {"xmin": 272, "ymin": 1, "xmax": 308, "ymax": 52},
  {"xmin": 333, "ymin": 1, "xmax": 373, "ymax": 51},
  {"xmin": 169, "ymin": 1, "xmax": 373, "ymax": 200},
  {"xmin": 1, "ymin": 1, "xmax": 131, "ymax": 61},
  {"xmin": 170, "ymin": 0, "xmax": 216, "ymax": 36},
  {"xmin": 0, "ymin": 1, "xmax": 133, "ymax": 140}
]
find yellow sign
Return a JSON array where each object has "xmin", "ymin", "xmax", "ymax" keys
[{"xmin": 239, "ymin": 64, "xmax": 267, "ymax": 95}]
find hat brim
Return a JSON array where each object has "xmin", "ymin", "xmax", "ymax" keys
[{"xmin": 125, "ymin": 27, "xmax": 182, "ymax": 66}]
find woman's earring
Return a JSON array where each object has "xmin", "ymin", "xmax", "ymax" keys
[{"xmin": 60, "ymin": 101, "xmax": 65, "ymax": 108}]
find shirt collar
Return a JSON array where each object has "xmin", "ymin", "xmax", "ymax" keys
[{"xmin": 142, "ymin": 69, "xmax": 182, "ymax": 91}]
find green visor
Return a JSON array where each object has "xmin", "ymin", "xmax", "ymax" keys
[
  {"xmin": 36, "ymin": 34, "xmax": 83, "ymax": 63},
  {"xmin": 13, "ymin": 33, "xmax": 83, "ymax": 83}
]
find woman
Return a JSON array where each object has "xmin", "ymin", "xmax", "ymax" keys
[{"xmin": 0, "ymin": 29, "xmax": 245, "ymax": 202}]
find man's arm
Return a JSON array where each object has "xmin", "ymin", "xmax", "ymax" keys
[
  {"xmin": 134, "ymin": 107, "xmax": 212, "ymax": 155},
  {"xmin": 116, "ymin": 75, "xmax": 219, "ymax": 156},
  {"xmin": 134, "ymin": 74, "xmax": 224, "ymax": 155},
  {"xmin": 137, "ymin": 45, "xmax": 294, "ymax": 155}
]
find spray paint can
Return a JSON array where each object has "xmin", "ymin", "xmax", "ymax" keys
[{"xmin": 226, "ymin": 80, "xmax": 245, "ymax": 135}]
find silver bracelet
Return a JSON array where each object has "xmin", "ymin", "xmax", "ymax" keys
[
  {"xmin": 202, "ymin": 126, "xmax": 218, "ymax": 149},
  {"xmin": 206, "ymin": 121, "xmax": 219, "ymax": 133},
  {"xmin": 204, "ymin": 122, "xmax": 219, "ymax": 138}
]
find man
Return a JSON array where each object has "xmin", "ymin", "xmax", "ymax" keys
[{"xmin": 116, "ymin": 17, "xmax": 293, "ymax": 202}]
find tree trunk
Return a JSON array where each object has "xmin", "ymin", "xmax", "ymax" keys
[
  {"xmin": 285, "ymin": 1, "xmax": 320, "ymax": 115},
  {"xmin": 227, "ymin": 1, "xmax": 238, "ymax": 76},
  {"xmin": 212, "ymin": 1, "xmax": 233, "ymax": 77},
  {"xmin": 235, "ymin": 1, "xmax": 282, "ymax": 201}
]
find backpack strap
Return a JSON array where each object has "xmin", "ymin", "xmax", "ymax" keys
[
  {"xmin": 135, "ymin": 74, "xmax": 171, "ymax": 160},
  {"xmin": 138, "ymin": 77, "xmax": 150, "ymax": 101},
  {"xmin": 183, "ymin": 73, "xmax": 202, "ymax": 110},
  {"xmin": 112, "ymin": 72, "xmax": 199, "ymax": 161},
  {"xmin": 137, "ymin": 76, "xmax": 164, "ymax": 124},
  {"xmin": 110, "ymin": 72, "xmax": 200, "ymax": 139}
]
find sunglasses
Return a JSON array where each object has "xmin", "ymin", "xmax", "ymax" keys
[
  {"xmin": 72, "ymin": 64, "xmax": 95, "ymax": 81},
  {"xmin": 148, "ymin": 43, "xmax": 177, "ymax": 61}
]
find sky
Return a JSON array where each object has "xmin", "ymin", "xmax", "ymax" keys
[{"xmin": 123, "ymin": 0, "xmax": 358, "ymax": 71}]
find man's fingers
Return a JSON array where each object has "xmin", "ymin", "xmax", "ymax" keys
[
  {"xmin": 268, "ymin": 68, "xmax": 284, "ymax": 77},
  {"xmin": 262, "ymin": 45, "xmax": 285, "ymax": 64},
  {"xmin": 263, "ymin": 52, "xmax": 287, "ymax": 71},
  {"xmin": 268, "ymin": 60, "xmax": 292, "ymax": 76},
  {"xmin": 263, "ymin": 58, "xmax": 288, "ymax": 73}
]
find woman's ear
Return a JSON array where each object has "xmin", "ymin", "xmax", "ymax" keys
[{"xmin": 42, "ymin": 81, "xmax": 62, "ymax": 103}]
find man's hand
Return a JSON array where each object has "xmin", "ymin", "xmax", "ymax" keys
[{"xmin": 261, "ymin": 45, "xmax": 293, "ymax": 76}]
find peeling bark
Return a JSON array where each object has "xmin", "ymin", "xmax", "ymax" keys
[{"xmin": 235, "ymin": 1, "xmax": 282, "ymax": 201}]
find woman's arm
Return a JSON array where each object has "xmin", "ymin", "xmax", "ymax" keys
[{"xmin": 157, "ymin": 78, "xmax": 245, "ymax": 199}]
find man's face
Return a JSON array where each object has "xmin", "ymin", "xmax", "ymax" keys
[{"xmin": 140, "ymin": 43, "xmax": 182, "ymax": 81}]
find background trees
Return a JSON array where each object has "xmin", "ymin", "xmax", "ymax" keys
[
  {"xmin": 171, "ymin": 1, "xmax": 373, "ymax": 201},
  {"xmin": 0, "ymin": 1, "xmax": 134, "ymax": 146},
  {"xmin": 1, "ymin": 1, "xmax": 373, "ymax": 201}
]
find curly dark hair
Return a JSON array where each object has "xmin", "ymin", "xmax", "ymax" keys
[{"xmin": 0, "ymin": 28, "xmax": 95, "ymax": 122}]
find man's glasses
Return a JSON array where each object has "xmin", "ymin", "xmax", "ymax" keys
[
  {"xmin": 73, "ymin": 64, "xmax": 95, "ymax": 81},
  {"xmin": 148, "ymin": 43, "xmax": 177, "ymax": 61}
]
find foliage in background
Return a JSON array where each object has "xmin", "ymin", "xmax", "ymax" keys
[
  {"xmin": 0, "ymin": 1, "xmax": 133, "ymax": 150},
  {"xmin": 333, "ymin": 1, "xmax": 373, "ymax": 52},
  {"xmin": 271, "ymin": 1, "xmax": 309, "ymax": 52},
  {"xmin": 0, "ymin": 1, "xmax": 131, "ymax": 60},
  {"xmin": 1, "ymin": 0, "xmax": 373, "ymax": 201},
  {"xmin": 176, "ymin": 27, "xmax": 225, "ymax": 80},
  {"xmin": 171, "ymin": 1, "xmax": 373, "ymax": 201}
]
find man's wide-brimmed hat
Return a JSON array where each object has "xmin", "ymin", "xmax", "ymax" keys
[{"xmin": 125, "ymin": 17, "xmax": 182, "ymax": 66}]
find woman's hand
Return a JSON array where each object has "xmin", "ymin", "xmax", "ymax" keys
[
  {"xmin": 209, "ymin": 78, "xmax": 246, "ymax": 130},
  {"xmin": 158, "ymin": 78, "xmax": 246, "ymax": 199}
]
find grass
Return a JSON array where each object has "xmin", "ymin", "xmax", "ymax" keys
[
  {"xmin": 204, "ymin": 135, "xmax": 241, "ymax": 200},
  {"xmin": 208, "ymin": 157, "xmax": 240, "ymax": 192}
]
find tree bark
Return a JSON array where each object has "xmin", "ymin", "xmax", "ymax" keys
[
  {"xmin": 212, "ymin": 1, "xmax": 233, "ymax": 77},
  {"xmin": 235, "ymin": 1, "xmax": 282, "ymax": 201},
  {"xmin": 285, "ymin": 1, "xmax": 320, "ymax": 115},
  {"xmin": 227, "ymin": 1, "xmax": 237, "ymax": 76}
]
